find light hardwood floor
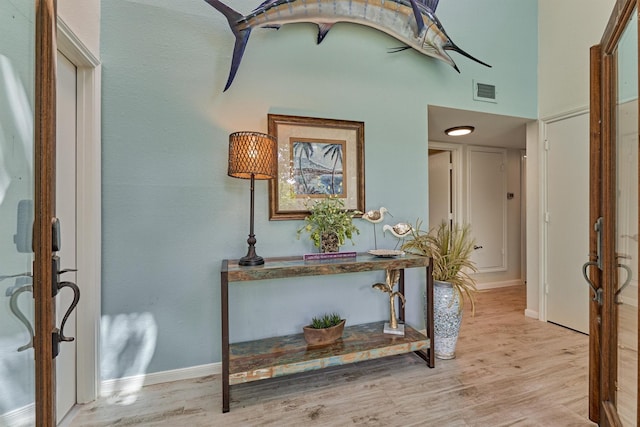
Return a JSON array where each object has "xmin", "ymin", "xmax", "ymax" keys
[{"xmin": 68, "ymin": 286, "xmax": 595, "ymax": 426}]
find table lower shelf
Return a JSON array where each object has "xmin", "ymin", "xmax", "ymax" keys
[{"xmin": 229, "ymin": 321, "xmax": 429, "ymax": 385}]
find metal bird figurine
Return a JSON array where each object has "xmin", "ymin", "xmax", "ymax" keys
[
  {"xmin": 383, "ymin": 222, "xmax": 413, "ymax": 249},
  {"xmin": 383, "ymin": 222, "xmax": 413, "ymax": 238},
  {"xmin": 363, "ymin": 207, "xmax": 392, "ymax": 249},
  {"xmin": 362, "ymin": 207, "xmax": 392, "ymax": 224}
]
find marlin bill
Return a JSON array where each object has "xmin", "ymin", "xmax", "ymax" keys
[{"xmin": 204, "ymin": 0, "xmax": 491, "ymax": 91}]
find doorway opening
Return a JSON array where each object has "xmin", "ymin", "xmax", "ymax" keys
[{"xmin": 427, "ymin": 105, "xmax": 528, "ymax": 291}]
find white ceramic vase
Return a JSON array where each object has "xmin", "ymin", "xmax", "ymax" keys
[{"xmin": 433, "ymin": 280, "xmax": 462, "ymax": 359}]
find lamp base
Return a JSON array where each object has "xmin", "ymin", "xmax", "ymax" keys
[{"xmin": 238, "ymin": 254, "xmax": 264, "ymax": 266}]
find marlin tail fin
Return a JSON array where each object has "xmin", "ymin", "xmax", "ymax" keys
[{"xmin": 204, "ymin": 0, "xmax": 250, "ymax": 91}]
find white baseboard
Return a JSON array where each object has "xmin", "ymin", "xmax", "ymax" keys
[
  {"xmin": 524, "ymin": 308, "xmax": 539, "ymax": 319},
  {"xmin": 0, "ymin": 403, "xmax": 34, "ymax": 426},
  {"xmin": 100, "ymin": 362, "xmax": 221, "ymax": 397},
  {"xmin": 476, "ymin": 280, "xmax": 524, "ymax": 290}
]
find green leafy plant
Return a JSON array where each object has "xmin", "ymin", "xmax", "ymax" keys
[
  {"xmin": 309, "ymin": 312, "xmax": 343, "ymax": 329},
  {"xmin": 296, "ymin": 196, "xmax": 360, "ymax": 249},
  {"xmin": 401, "ymin": 220, "xmax": 478, "ymax": 314}
]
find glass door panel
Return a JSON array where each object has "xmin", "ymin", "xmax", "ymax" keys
[
  {"xmin": 615, "ymin": 9, "xmax": 638, "ymax": 425},
  {"xmin": 0, "ymin": 1, "xmax": 35, "ymax": 425}
]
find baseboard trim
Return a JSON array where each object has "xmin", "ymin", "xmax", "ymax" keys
[
  {"xmin": 0, "ymin": 403, "xmax": 34, "ymax": 426},
  {"xmin": 100, "ymin": 362, "xmax": 221, "ymax": 397},
  {"xmin": 476, "ymin": 280, "xmax": 524, "ymax": 290},
  {"xmin": 524, "ymin": 308, "xmax": 539, "ymax": 319}
]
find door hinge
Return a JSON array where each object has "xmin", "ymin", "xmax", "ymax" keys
[
  {"xmin": 544, "ymin": 139, "xmax": 550, "ymax": 151},
  {"xmin": 544, "ymin": 212, "xmax": 551, "ymax": 223}
]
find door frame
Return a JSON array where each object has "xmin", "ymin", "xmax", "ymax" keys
[
  {"xmin": 34, "ymin": 0, "xmax": 57, "ymax": 424},
  {"xmin": 589, "ymin": 0, "xmax": 639, "ymax": 424},
  {"xmin": 33, "ymin": 2, "xmax": 101, "ymax": 424},
  {"xmin": 56, "ymin": 16, "xmax": 102, "ymax": 405}
]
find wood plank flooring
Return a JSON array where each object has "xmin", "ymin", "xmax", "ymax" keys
[{"xmin": 68, "ymin": 286, "xmax": 595, "ymax": 426}]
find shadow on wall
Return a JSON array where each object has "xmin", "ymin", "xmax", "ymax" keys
[{"xmin": 100, "ymin": 312, "xmax": 158, "ymax": 404}]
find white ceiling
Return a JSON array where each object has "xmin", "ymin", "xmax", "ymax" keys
[{"xmin": 428, "ymin": 105, "xmax": 533, "ymax": 150}]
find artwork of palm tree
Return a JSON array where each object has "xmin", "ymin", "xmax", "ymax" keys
[{"xmin": 292, "ymin": 138, "xmax": 345, "ymax": 196}]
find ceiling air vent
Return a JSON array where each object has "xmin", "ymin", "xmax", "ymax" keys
[{"xmin": 473, "ymin": 80, "xmax": 497, "ymax": 103}]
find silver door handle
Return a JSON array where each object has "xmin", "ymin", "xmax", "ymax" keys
[
  {"xmin": 615, "ymin": 263, "xmax": 632, "ymax": 304},
  {"xmin": 9, "ymin": 284, "xmax": 34, "ymax": 352},
  {"xmin": 582, "ymin": 261, "xmax": 603, "ymax": 305}
]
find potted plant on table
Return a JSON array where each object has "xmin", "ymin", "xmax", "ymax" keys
[
  {"xmin": 296, "ymin": 196, "xmax": 360, "ymax": 253},
  {"xmin": 401, "ymin": 220, "xmax": 478, "ymax": 359},
  {"xmin": 303, "ymin": 312, "xmax": 346, "ymax": 346}
]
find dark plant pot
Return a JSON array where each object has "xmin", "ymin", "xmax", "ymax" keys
[
  {"xmin": 321, "ymin": 232, "xmax": 340, "ymax": 253},
  {"xmin": 303, "ymin": 319, "xmax": 346, "ymax": 346}
]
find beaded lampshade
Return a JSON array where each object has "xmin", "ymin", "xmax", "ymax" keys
[
  {"xmin": 227, "ymin": 131, "xmax": 277, "ymax": 266},
  {"xmin": 228, "ymin": 131, "xmax": 277, "ymax": 180}
]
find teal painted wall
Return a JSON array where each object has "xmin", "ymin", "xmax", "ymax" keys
[{"xmin": 100, "ymin": 0, "xmax": 537, "ymax": 377}]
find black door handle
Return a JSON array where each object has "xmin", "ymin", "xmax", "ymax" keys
[{"xmin": 57, "ymin": 280, "xmax": 80, "ymax": 342}]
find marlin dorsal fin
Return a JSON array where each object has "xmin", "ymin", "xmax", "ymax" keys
[
  {"xmin": 317, "ymin": 23, "xmax": 334, "ymax": 44},
  {"xmin": 422, "ymin": 0, "xmax": 439, "ymax": 12},
  {"xmin": 409, "ymin": 0, "xmax": 425, "ymax": 34}
]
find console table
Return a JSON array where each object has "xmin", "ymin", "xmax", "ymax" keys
[{"xmin": 220, "ymin": 253, "xmax": 434, "ymax": 413}]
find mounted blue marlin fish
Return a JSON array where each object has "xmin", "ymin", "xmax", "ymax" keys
[{"xmin": 204, "ymin": 0, "xmax": 491, "ymax": 91}]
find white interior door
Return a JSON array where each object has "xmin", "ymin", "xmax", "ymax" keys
[
  {"xmin": 545, "ymin": 112, "xmax": 589, "ymax": 334},
  {"xmin": 467, "ymin": 147, "xmax": 507, "ymax": 272},
  {"xmin": 429, "ymin": 150, "xmax": 451, "ymax": 230},
  {"xmin": 56, "ymin": 51, "xmax": 78, "ymax": 423}
]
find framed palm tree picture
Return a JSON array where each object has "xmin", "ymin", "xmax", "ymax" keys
[{"xmin": 267, "ymin": 114, "xmax": 365, "ymax": 220}]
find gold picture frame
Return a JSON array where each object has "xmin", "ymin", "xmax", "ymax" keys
[{"xmin": 268, "ymin": 114, "xmax": 365, "ymax": 220}]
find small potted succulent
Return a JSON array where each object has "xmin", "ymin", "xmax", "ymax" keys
[
  {"xmin": 303, "ymin": 312, "xmax": 346, "ymax": 346},
  {"xmin": 296, "ymin": 195, "xmax": 360, "ymax": 253}
]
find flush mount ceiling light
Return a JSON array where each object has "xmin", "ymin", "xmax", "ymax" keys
[{"xmin": 445, "ymin": 126, "xmax": 475, "ymax": 136}]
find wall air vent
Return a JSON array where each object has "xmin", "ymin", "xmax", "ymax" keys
[{"xmin": 473, "ymin": 80, "xmax": 497, "ymax": 103}]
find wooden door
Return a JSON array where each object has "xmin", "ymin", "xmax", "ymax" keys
[
  {"xmin": 34, "ymin": 0, "xmax": 58, "ymax": 425},
  {"xmin": 589, "ymin": 0, "xmax": 640, "ymax": 425}
]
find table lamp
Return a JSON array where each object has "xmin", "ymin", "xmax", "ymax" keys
[{"xmin": 228, "ymin": 131, "xmax": 277, "ymax": 266}]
